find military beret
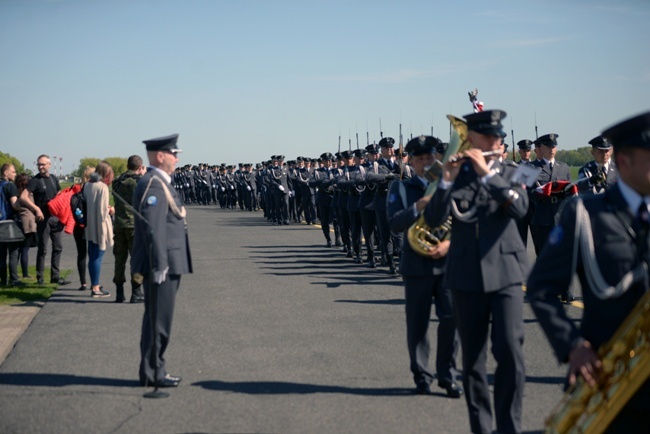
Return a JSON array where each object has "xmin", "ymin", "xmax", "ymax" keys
[
  {"xmin": 463, "ymin": 110, "xmax": 507, "ymax": 138},
  {"xmin": 517, "ymin": 139, "xmax": 533, "ymax": 150},
  {"xmin": 588, "ymin": 134, "xmax": 612, "ymax": 150},
  {"xmin": 143, "ymin": 133, "xmax": 182, "ymax": 152},
  {"xmin": 378, "ymin": 137, "xmax": 396, "ymax": 148},
  {"xmin": 535, "ymin": 134, "xmax": 559, "ymax": 147}
]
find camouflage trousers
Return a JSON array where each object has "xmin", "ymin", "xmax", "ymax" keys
[{"xmin": 112, "ymin": 227, "xmax": 143, "ymax": 286}]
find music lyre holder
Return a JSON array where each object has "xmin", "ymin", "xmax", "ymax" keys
[{"xmin": 113, "ymin": 190, "xmax": 169, "ymax": 399}]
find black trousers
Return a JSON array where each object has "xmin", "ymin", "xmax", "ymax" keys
[
  {"xmin": 359, "ymin": 209, "xmax": 376, "ymax": 260},
  {"xmin": 273, "ymin": 191, "xmax": 289, "ymax": 223},
  {"xmin": 375, "ymin": 204, "xmax": 394, "ymax": 267},
  {"xmin": 452, "ymin": 286, "xmax": 525, "ymax": 434},
  {"xmin": 319, "ymin": 204, "xmax": 333, "ymax": 242},
  {"xmin": 73, "ymin": 224, "xmax": 87, "ymax": 286},
  {"xmin": 140, "ymin": 274, "xmax": 181, "ymax": 383},
  {"xmin": 348, "ymin": 208, "xmax": 362, "ymax": 255},
  {"xmin": 338, "ymin": 204, "xmax": 351, "ymax": 248},
  {"xmin": 403, "ymin": 274, "xmax": 459, "ymax": 387},
  {"xmin": 0, "ymin": 241, "xmax": 20, "ymax": 286},
  {"xmin": 36, "ymin": 215, "xmax": 63, "ymax": 282}
]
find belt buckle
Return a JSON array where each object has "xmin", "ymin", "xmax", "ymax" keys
[{"xmin": 550, "ymin": 196, "xmax": 558, "ymax": 204}]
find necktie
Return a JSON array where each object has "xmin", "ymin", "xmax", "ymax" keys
[{"xmin": 549, "ymin": 161, "xmax": 553, "ymax": 172}]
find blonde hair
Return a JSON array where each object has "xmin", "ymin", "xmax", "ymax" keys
[
  {"xmin": 95, "ymin": 160, "xmax": 114, "ymax": 185},
  {"xmin": 82, "ymin": 166, "xmax": 95, "ymax": 183}
]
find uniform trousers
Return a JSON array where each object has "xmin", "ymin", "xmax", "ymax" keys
[
  {"xmin": 359, "ymin": 209, "xmax": 376, "ymax": 261},
  {"xmin": 113, "ymin": 227, "xmax": 143, "ymax": 286},
  {"xmin": 375, "ymin": 205, "xmax": 394, "ymax": 267},
  {"xmin": 140, "ymin": 274, "xmax": 180, "ymax": 383},
  {"xmin": 403, "ymin": 274, "xmax": 458, "ymax": 387},
  {"xmin": 319, "ymin": 203, "xmax": 333, "ymax": 242},
  {"xmin": 452, "ymin": 285, "xmax": 525, "ymax": 434},
  {"xmin": 348, "ymin": 208, "xmax": 362, "ymax": 255}
]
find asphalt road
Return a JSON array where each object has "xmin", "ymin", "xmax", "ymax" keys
[{"xmin": 0, "ymin": 205, "xmax": 581, "ymax": 433}]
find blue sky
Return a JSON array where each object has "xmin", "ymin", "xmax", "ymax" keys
[{"xmin": 1, "ymin": 0, "xmax": 649, "ymax": 173}]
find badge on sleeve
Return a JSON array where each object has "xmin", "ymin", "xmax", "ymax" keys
[
  {"xmin": 147, "ymin": 195, "xmax": 158, "ymax": 206},
  {"xmin": 548, "ymin": 225, "xmax": 564, "ymax": 246}
]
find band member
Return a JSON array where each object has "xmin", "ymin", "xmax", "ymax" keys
[
  {"xmin": 577, "ymin": 135, "xmax": 617, "ymax": 195},
  {"xmin": 423, "ymin": 110, "xmax": 529, "ymax": 434},
  {"xmin": 517, "ymin": 139, "xmax": 534, "ymax": 165},
  {"xmin": 527, "ymin": 111, "xmax": 650, "ymax": 433},
  {"xmin": 387, "ymin": 135, "xmax": 462, "ymax": 398}
]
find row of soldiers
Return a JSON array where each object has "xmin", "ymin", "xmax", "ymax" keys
[{"xmin": 219, "ymin": 132, "xmax": 617, "ymax": 280}]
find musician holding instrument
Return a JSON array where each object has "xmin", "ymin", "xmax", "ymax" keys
[
  {"xmin": 423, "ymin": 110, "xmax": 529, "ymax": 434},
  {"xmin": 387, "ymin": 135, "xmax": 462, "ymax": 398},
  {"xmin": 527, "ymin": 111, "xmax": 650, "ymax": 433},
  {"xmin": 577, "ymin": 135, "xmax": 618, "ymax": 195}
]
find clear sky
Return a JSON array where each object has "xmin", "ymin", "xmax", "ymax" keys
[{"xmin": 1, "ymin": 0, "xmax": 649, "ymax": 173}]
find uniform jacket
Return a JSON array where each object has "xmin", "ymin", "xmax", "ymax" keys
[
  {"xmin": 112, "ymin": 170, "xmax": 141, "ymax": 229},
  {"xmin": 267, "ymin": 165, "xmax": 291, "ymax": 194},
  {"xmin": 577, "ymin": 160, "xmax": 617, "ymax": 195},
  {"xmin": 309, "ymin": 167, "xmax": 334, "ymax": 207},
  {"xmin": 366, "ymin": 158, "xmax": 399, "ymax": 211},
  {"xmin": 337, "ymin": 166, "xmax": 363, "ymax": 211},
  {"xmin": 355, "ymin": 161, "xmax": 376, "ymax": 211},
  {"xmin": 387, "ymin": 176, "xmax": 445, "ymax": 276},
  {"xmin": 423, "ymin": 160, "xmax": 530, "ymax": 292},
  {"xmin": 131, "ymin": 168, "xmax": 193, "ymax": 276},
  {"xmin": 530, "ymin": 159, "xmax": 571, "ymax": 226}
]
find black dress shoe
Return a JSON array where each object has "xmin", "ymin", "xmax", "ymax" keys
[
  {"xmin": 326, "ymin": 240, "xmax": 332, "ymax": 248},
  {"xmin": 140, "ymin": 374, "xmax": 181, "ymax": 388},
  {"xmin": 559, "ymin": 292, "xmax": 575, "ymax": 304},
  {"xmin": 388, "ymin": 266, "xmax": 397, "ymax": 275},
  {"xmin": 368, "ymin": 261, "xmax": 377, "ymax": 269},
  {"xmin": 415, "ymin": 383, "xmax": 433, "ymax": 395},
  {"xmin": 438, "ymin": 381, "xmax": 463, "ymax": 399},
  {"xmin": 51, "ymin": 278, "xmax": 71, "ymax": 285},
  {"xmin": 130, "ymin": 294, "xmax": 145, "ymax": 303}
]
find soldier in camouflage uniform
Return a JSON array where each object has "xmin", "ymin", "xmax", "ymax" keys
[{"xmin": 111, "ymin": 155, "xmax": 146, "ymax": 303}]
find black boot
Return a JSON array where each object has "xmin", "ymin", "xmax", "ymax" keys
[
  {"xmin": 115, "ymin": 284, "xmax": 125, "ymax": 303},
  {"xmin": 130, "ymin": 284, "xmax": 145, "ymax": 303}
]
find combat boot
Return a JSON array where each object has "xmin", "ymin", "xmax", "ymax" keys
[
  {"xmin": 115, "ymin": 284, "xmax": 125, "ymax": 303},
  {"xmin": 130, "ymin": 284, "xmax": 145, "ymax": 303}
]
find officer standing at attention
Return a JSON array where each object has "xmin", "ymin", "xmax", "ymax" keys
[
  {"xmin": 112, "ymin": 154, "xmax": 146, "ymax": 303},
  {"xmin": 268, "ymin": 155, "xmax": 291, "ymax": 225},
  {"xmin": 133, "ymin": 134, "xmax": 193, "ymax": 388},
  {"xmin": 387, "ymin": 135, "xmax": 462, "ymax": 399},
  {"xmin": 423, "ymin": 110, "xmax": 529, "ymax": 434},
  {"xmin": 516, "ymin": 139, "xmax": 534, "ymax": 165},
  {"xmin": 527, "ymin": 111, "xmax": 650, "ymax": 433},
  {"xmin": 577, "ymin": 135, "xmax": 617, "ymax": 195}
]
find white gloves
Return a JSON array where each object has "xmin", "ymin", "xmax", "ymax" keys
[
  {"xmin": 246, "ymin": 186, "xmax": 251, "ymax": 191},
  {"xmin": 221, "ymin": 187, "xmax": 226, "ymax": 192},
  {"xmin": 279, "ymin": 185, "xmax": 285, "ymax": 192},
  {"xmin": 153, "ymin": 267, "xmax": 169, "ymax": 284}
]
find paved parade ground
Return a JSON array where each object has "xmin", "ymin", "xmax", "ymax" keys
[{"xmin": 0, "ymin": 206, "xmax": 579, "ymax": 433}]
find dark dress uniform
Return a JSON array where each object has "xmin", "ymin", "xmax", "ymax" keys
[
  {"xmin": 357, "ymin": 151, "xmax": 378, "ymax": 266},
  {"xmin": 309, "ymin": 153, "xmax": 336, "ymax": 246},
  {"xmin": 387, "ymin": 143, "xmax": 460, "ymax": 395},
  {"xmin": 132, "ymin": 134, "xmax": 193, "ymax": 387},
  {"xmin": 527, "ymin": 112, "xmax": 650, "ymax": 433},
  {"xmin": 366, "ymin": 138, "xmax": 400, "ymax": 273},
  {"xmin": 338, "ymin": 162, "xmax": 364, "ymax": 262},
  {"xmin": 529, "ymin": 134, "xmax": 572, "ymax": 255},
  {"xmin": 424, "ymin": 110, "xmax": 529, "ymax": 434},
  {"xmin": 268, "ymin": 158, "xmax": 292, "ymax": 225}
]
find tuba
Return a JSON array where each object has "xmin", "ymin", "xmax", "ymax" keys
[
  {"xmin": 407, "ymin": 115, "xmax": 471, "ymax": 256},
  {"xmin": 545, "ymin": 290, "xmax": 650, "ymax": 434}
]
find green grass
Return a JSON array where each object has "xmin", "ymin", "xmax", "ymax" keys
[{"xmin": 0, "ymin": 267, "xmax": 71, "ymax": 305}]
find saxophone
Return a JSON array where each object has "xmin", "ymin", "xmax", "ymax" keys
[
  {"xmin": 407, "ymin": 115, "xmax": 470, "ymax": 256},
  {"xmin": 545, "ymin": 290, "xmax": 650, "ymax": 434}
]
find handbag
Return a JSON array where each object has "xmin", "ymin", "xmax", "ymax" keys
[{"xmin": 0, "ymin": 219, "xmax": 25, "ymax": 243}]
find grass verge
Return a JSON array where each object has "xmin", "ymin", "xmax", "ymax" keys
[{"xmin": 0, "ymin": 267, "xmax": 71, "ymax": 305}]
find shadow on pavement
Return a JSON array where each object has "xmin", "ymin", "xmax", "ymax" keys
[
  {"xmin": 194, "ymin": 379, "xmax": 421, "ymax": 397},
  {"xmin": 0, "ymin": 373, "xmax": 139, "ymax": 388}
]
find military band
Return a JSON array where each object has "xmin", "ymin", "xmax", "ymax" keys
[{"xmin": 156, "ymin": 108, "xmax": 647, "ymax": 432}]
